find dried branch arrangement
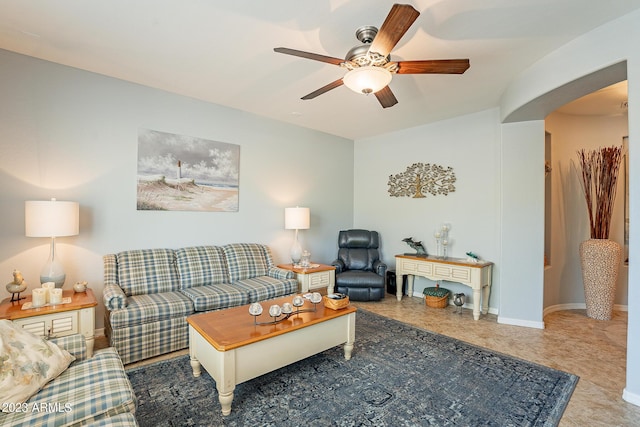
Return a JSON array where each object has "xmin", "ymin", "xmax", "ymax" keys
[{"xmin": 577, "ymin": 145, "xmax": 622, "ymax": 239}]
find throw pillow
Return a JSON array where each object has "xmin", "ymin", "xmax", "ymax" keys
[{"xmin": 0, "ymin": 319, "xmax": 75, "ymax": 410}]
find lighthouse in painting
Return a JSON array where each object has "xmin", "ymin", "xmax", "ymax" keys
[{"xmin": 177, "ymin": 160, "xmax": 182, "ymax": 179}]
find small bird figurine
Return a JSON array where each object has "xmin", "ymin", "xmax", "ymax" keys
[
  {"xmin": 6, "ymin": 269, "xmax": 28, "ymax": 302},
  {"xmin": 402, "ymin": 237, "xmax": 428, "ymax": 256}
]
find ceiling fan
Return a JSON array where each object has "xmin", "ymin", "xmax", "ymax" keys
[{"xmin": 274, "ymin": 3, "xmax": 470, "ymax": 108}]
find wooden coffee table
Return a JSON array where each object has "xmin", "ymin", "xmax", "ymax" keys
[{"xmin": 187, "ymin": 295, "xmax": 356, "ymax": 416}]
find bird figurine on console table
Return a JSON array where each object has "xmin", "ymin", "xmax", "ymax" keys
[{"xmin": 402, "ymin": 237, "xmax": 428, "ymax": 257}]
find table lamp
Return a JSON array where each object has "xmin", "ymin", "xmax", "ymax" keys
[
  {"xmin": 284, "ymin": 207, "xmax": 310, "ymax": 265},
  {"xmin": 25, "ymin": 198, "xmax": 79, "ymax": 288}
]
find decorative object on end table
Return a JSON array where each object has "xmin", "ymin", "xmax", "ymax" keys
[
  {"xmin": 25, "ymin": 198, "xmax": 79, "ymax": 288},
  {"xmin": 387, "ymin": 162, "xmax": 456, "ymax": 198},
  {"xmin": 73, "ymin": 281, "xmax": 88, "ymax": 293},
  {"xmin": 423, "ymin": 284, "xmax": 450, "ymax": 308},
  {"xmin": 576, "ymin": 145, "xmax": 622, "ymax": 320},
  {"xmin": 6, "ymin": 270, "xmax": 28, "ymax": 302},
  {"xmin": 284, "ymin": 206, "xmax": 310, "ymax": 265},
  {"xmin": 402, "ymin": 237, "xmax": 427, "ymax": 256}
]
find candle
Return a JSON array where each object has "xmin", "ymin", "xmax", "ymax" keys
[
  {"xmin": 42, "ymin": 282, "xmax": 56, "ymax": 303},
  {"xmin": 50, "ymin": 288, "xmax": 63, "ymax": 305},
  {"xmin": 32, "ymin": 288, "xmax": 47, "ymax": 307}
]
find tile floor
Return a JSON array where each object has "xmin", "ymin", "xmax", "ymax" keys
[{"xmin": 98, "ymin": 294, "xmax": 640, "ymax": 426}]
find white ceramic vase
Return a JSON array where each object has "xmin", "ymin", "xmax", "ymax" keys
[{"xmin": 579, "ymin": 239, "xmax": 621, "ymax": 321}]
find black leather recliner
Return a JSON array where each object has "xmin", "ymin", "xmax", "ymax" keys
[{"xmin": 331, "ymin": 229, "xmax": 387, "ymax": 301}]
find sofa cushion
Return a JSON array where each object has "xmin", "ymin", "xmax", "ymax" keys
[
  {"xmin": 180, "ymin": 284, "xmax": 250, "ymax": 312},
  {"xmin": 0, "ymin": 320, "xmax": 75, "ymax": 409},
  {"xmin": 234, "ymin": 276, "xmax": 299, "ymax": 303},
  {"xmin": 4, "ymin": 347, "xmax": 136, "ymax": 427},
  {"xmin": 109, "ymin": 291, "xmax": 194, "ymax": 329},
  {"xmin": 224, "ymin": 243, "xmax": 271, "ymax": 282},
  {"xmin": 176, "ymin": 245, "xmax": 229, "ymax": 289},
  {"xmin": 116, "ymin": 249, "xmax": 179, "ymax": 296}
]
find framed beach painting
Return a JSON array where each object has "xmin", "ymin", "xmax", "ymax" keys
[{"xmin": 137, "ymin": 129, "xmax": 239, "ymax": 212}]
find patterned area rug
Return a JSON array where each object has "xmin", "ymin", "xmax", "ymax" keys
[{"xmin": 127, "ymin": 310, "xmax": 578, "ymax": 426}]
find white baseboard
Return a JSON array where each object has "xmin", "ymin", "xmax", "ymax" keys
[
  {"xmin": 94, "ymin": 327, "xmax": 105, "ymax": 338},
  {"xmin": 497, "ymin": 316, "xmax": 545, "ymax": 329},
  {"xmin": 623, "ymin": 388, "xmax": 640, "ymax": 407},
  {"xmin": 543, "ymin": 303, "xmax": 629, "ymax": 317}
]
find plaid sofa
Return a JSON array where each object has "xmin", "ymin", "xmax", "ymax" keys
[
  {"xmin": 3, "ymin": 334, "xmax": 138, "ymax": 427},
  {"xmin": 103, "ymin": 243, "xmax": 298, "ymax": 365}
]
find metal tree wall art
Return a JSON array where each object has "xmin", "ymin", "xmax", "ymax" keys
[{"xmin": 388, "ymin": 162, "xmax": 456, "ymax": 198}]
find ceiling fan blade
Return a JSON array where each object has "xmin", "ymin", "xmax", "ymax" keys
[
  {"xmin": 368, "ymin": 4, "xmax": 420, "ymax": 58},
  {"xmin": 396, "ymin": 59, "xmax": 470, "ymax": 74},
  {"xmin": 301, "ymin": 78, "xmax": 344, "ymax": 100},
  {"xmin": 375, "ymin": 86, "xmax": 398, "ymax": 108},
  {"xmin": 274, "ymin": 47, "xmax": 344, "ymax": 66}
]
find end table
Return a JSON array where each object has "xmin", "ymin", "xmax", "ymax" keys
[
  {"xmin": 0, "ymin": 288, "xmax": 98, "ymax": 356},
  {"xmin": 277, "ymin": 263, "xmax": 336, "ymax": 294}
]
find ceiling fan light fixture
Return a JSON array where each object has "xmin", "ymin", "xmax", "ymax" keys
[{"xmin": 343, "ymin": 66, "xmax": 392, "ymax": 95}]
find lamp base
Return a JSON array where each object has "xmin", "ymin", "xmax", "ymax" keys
[
  {"xmin": 41, "ymin": 237, "xmax": 66, "ymax": 288},
  {"xmin": 290, "ymin": 229, "xmax": 302, "ymax": 265},
  {"xmin": 40, "ymin": 273, "xmax": 66, "ymax": 288}
]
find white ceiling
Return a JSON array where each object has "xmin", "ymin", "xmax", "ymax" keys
[{"xmin": 1, "ymin": 0, "xmax": 637, "ymax": 140}]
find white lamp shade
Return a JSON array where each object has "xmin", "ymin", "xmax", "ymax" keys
[
  {"xmin": 25, "ymin": 200, "xmax": 79, "ymax": 237},
  {"xmin": 284, "ymin": 207, "xmax": 310, "ymax": 230},
  {"xmin": 343, "ymin": 66, "xmax": 392, "ymax": 95}
]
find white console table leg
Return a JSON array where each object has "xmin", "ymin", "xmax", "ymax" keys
[
  {"xmin": 473, "ymin": 288, "xmax": 482, "ymax": 320},
  {"xmin": 482, "ymin": 285, "xmax": 490, "ymax": 315}
]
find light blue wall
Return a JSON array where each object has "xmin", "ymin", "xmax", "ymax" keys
[
  {"xmin": 354, "ymin": 109, "xmax": 502, "ymax": 310},
  {"xmin": 0, "ymin": 49, "xmax": 354, "ymax": 327},
  {"xmin": 499, "ymin": 121, "xmax": 545, "ymax": 328}
]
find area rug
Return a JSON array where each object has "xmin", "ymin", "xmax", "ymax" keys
[{"xmin": 126, "ymin": 310, "xmax": 578, "ymax": 426}]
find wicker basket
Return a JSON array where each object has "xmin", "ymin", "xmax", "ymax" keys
[
  {"xmin": 323, "ymin": 295, "xmax": 350, "ymax": 310},
  {"xmin": 423, "ymin": 286, "xmax": 450, "ymax": 308}
]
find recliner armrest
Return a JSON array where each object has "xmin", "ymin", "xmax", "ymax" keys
[
  {"xmin": 373, "ymin": 259, "xmax": 387, "ymax": 276},
  {"xmin": 331, "ymin": 259, "xmax": 345, "ymax": 274}
]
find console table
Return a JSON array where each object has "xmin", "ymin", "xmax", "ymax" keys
[{"xmin": 395, "ymin": 255, "xmax": 493, "ymax": 320}]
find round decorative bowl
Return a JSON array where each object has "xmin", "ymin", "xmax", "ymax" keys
[{"xmin": 73, "ymin": 281, "xmax": 88, "ymax": 293}]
